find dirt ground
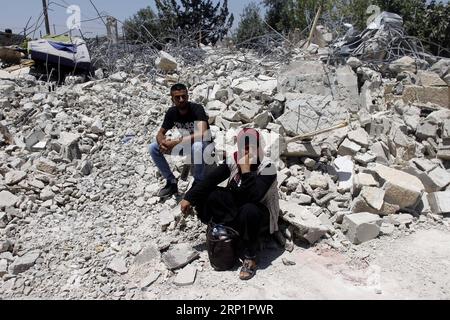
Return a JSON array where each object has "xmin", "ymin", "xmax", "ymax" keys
[{"xmin": 140, "ymin": 226, "xmax": 450, "ymax": 300}]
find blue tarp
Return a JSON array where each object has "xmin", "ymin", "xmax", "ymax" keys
[{"xmin": 48, "ymin": 41, "xmax": 77, "ymax": 54}]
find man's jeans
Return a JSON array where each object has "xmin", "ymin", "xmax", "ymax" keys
[{"xmin": 149, "ymin": 141, "xmax": 210, "ymax": 183}]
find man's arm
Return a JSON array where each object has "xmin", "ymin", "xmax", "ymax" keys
[{"xmin": 156, "ymin": 128, "xmax": 169, "ymax": 152}]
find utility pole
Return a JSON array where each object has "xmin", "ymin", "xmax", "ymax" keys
[{"xmin": 42, "ymin": 0, "xmax": 51, "ymax": 35}]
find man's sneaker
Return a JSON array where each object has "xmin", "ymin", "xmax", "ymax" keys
[{"xmin": 158, "ymin": 181, "xmax": 178, "ymax": 198}]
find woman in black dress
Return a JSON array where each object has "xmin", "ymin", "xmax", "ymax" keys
[{"xmin": 180, "ymin": 128, "xmax": 279, "ymax": 280}]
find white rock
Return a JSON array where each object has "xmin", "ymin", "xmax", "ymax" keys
[
  {"xmin": 334, "ymin": 156, "xmax": 354, "ymax": 192},
  {"xmin": 155, "ymin": 51, "xmax": 177, "ymax": 72},
  {"xmin": 342, "ymin": 212, "xmax": 382, "ymax": 244},
  {"xmin": 428, "ymin": 191, "xmax": 450, "ymax": 215},
  {"xmin": 5, "ymin": 170, "xmax": 27, "ymax": 185},
  {"xmin": 279, "ymin": 200, "xmax": 329, "ymax": 244},
  {"xmin": 107, "ymin": 257, "xmax": 128, "ymax": 274},
  {"xmin": 338, "ymin": 138, "xmax": 362, "ymax": 156},
  {"xmin": 0, "ymin": 191, "xmax": 18, "ymax": 209},
  {"xmin": 9, "ymin": 251, "xmax": 40, "ymax": 275},
  {"xmin": 174, "ymin": 265, "xmax": 197, "ymax": 286},
  {"xmin": 347, "ymin": 128, "xmax": 369, "ymax": 147},
  {"xmin": 372, "ymin": 164, "xmax": 425, "ymax": 209},
  {"xmin": 360, "ymin": 187, "xmax": 385, "ymax": 211}
]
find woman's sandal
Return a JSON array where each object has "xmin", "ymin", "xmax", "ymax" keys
[{"xmin": 239, "ymin": 258, "xmax": 257, "ymax": 280}]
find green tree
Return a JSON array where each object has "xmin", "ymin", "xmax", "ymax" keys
[
  {"xmin": 155, "ymin": 0, "xmax": 234, "ymax": 45},
  {"xmin": 123, "ymin": 6, "xmax": 160, "ymax": 42},
  {"xmin": 234, "ymin": 2, "xmax": 267, "ymax": 47},
  {"xmin": 263, "ymin": 0, "xmax": 334, "ymax": 34}
]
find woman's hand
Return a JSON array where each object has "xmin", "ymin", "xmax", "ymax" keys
[
  {"xmin": 238, "ymin": 152, "xmax": 255, "ymax": 173},
  {"xmin": 180, "ymin": 199, "xmax": 192, "ymax": 215}
]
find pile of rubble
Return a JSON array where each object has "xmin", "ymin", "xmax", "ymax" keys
[{"xmin": 0, "ymin": 38, "xmax": 449, "ymax": 298}]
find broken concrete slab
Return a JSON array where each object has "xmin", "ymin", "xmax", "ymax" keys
[
  {"xmin": 354, "ymin": 152, "xmax": 377, "ymax": 166},
  {"xmin": 347, "ymin": 128, "xmax": 369, "ymax": 148},
  {"xmin": 389, "ymin": 56, "xmax": 417, "ymax": 75},
  {"xmin": 173, "ymin": 265, "xmax": 197, "ymax": 286},
  {"xmin": 162, "ymin": 243, "xmax": 200, "ymax": 270},
  {"xmin": 237, "ymin": 101, "xmax": 262, "ymax": 123},
  {"xmin": 5, "ymin": 170, "xmax": 27, "ymax": 185},
  {"xmin": 342, "ymin": 212, "xmax": 382, "ymax": 244},
  {"xmin": 0, "ymin": 190, "xmax": 18, "ymax": 209},
  {"xmin": 333, "ymin": 156, "xmax": 354, "ymax": 193},
  {"xmin": 427, "ymin": 166, "xmax": 450, "ymax": 190},
  {"xmin": 416, "ymin": 121, "xmax": 438, "ymax": 141},
  {"xmin": 411, "ymin": 158, "xmax": 439, "ymax": 172},
  {"xmin": 134, "ymin": 245, "xmax": 160, "ymax": 265},
  {"xmin": 360, "ymin": 186, "xmax": 385, "ymax": 211},
  {"xmin": 107, "ymin": 257, "xmax": 128, "ymax": 274},
  {"xmin": 140, "ymin": 271, "xmax": 161, "ymax": 289},
  {"xmin": 338, "ymin": 138, "xmax": 361, "ymax": 156},
  {"xmin": 371, "ymin": 163, "xmax": 425, "ymax": 209},
  {"xmin": 427, "ymin": 191, "xmax": 450, "ymax": 215},
  {"xmin": 8, "ymin": 251, "xmax": 40, "ymax": 275},
  {"xmin": 284, "ymin": 141, "xmax": 321, "ymax": 158},
  {"xmin": 307, "ymin": 172, "xmax": 328, "ymax": 190},
  {"xmin": 57, "ymin": 132, "xmax": 81, "ymax": 161},
  {"xmin": 417, "ymin": 70, "xmax": 447, "ymax": 87},
  {"xmin": 401, "ymin": 85, "xmax": 449, "ymax": 108},
  {"xmin": 35, "ymin": 158, "xmax": 58, "ymax": 174},
  {"xmin": 279, "ymin": 200, "xmax": 329, "ymax": 244},
  {"xmin": 155, "ymin": 51, "xmax": 177, "ymax": 72}
]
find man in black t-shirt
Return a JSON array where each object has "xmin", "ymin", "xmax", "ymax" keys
[{"xmin": 149, "ymin": 83, "xmax": 210, "ymax": 198}]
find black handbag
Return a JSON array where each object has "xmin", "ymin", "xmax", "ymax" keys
[{"xmin": 206, "ymin": 223, "xmax": 240, "ymax": 271}]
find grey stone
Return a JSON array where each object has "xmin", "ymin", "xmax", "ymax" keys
[
  {"xmin": 253, "ymin": 111, "xmax": 270, "ymax": 129},
  {"xmin": 40, "ymin": 187, "xmax": 55, "ymax": 201},
  {"xmin": 174, "ymin": 265, "xmax": 197, "ymax": 286},
  {"xmin": 276, "ymin": 94, "xmax": 345, "ymax": 136},
  {"xmin": 160, "ymin": 209, "xmax": 175, "ymax": 229},
  {"xmin": 371, "ymin": 164, "xmax": 425, "ymax": 209},
  {"xmin": 0, "ymin": 240, "xmax": 12, "ymax": 253},
  {"xmin": 134, "ymin": 245, "xmax": 160, "ymax": 265},
  {"xmin": 389, "ymin": 56, "xmax": 417, "ymax": 75},
  {"xmin": 347, "ymin": 57, "xmax": 362, "ymax": 69},
  {"xmin": 342, "ymin": 212, "xmax": 382, "ymax": 244},
  {"xmin": 370, "ymin": 142, "xmax": 390, "ymax": 165},
  {"xmin": 284, "ymin": 142, "xmax": 321, "ymax": 158},
  {"xmin": 307, "ymin": 172, "xmax": 328, "ymax": 190},
  {"xmin": 5, "ymin": 170, "xmax": 27, "ymax": 185},
  {"xmin": 347, "ymin": 128, "xmax": 369, "ymax": 148},
  {"xmin": 416, "ymin": 121, "xmax": 438, "ymax": 140},
  {"xmin": 361, "ymin": 187, "xmax": 385, "ymax": 211},
  {"xmin": 0, "ymin": 191, "xmax": 18, "ymax": 209},
  {"xmin": 24, "ymin": 128, "xmax": 45, "ymax": 150},
  {"xmin": 155, "ymin": 51, "xmax": 177, "ymax": 72},
  {"xmin": 354, "ymin": 173, "xmax": 379, "ymax": 191},
  {"xmin": 279, "ymin": 200, "xmax": 329, "ymax": 244},
  {"xmin": 91, "ymin": 119, "xmax": 104, "ymax": 134},
  {"xmin": 338, "ymin": 138, "xmax": 361, "ymax": 156},
  {"xmin": 411, "ymin": 158, "xmax": 438, "ymax": 172},
  {"xmin": 295, "ymin": 194, "xmax": 312, "ymax": 205},
  {"xmin": 417, "ymin": 70, "xmax": 447, "ymax": 87},
  {"xmin": 380, "ymin": 223, "xmax": 395, "ymax": 235},
  {"xmin": 334, "ymin": 156, "xmax": 354, "ymax": 192},
  {"xmin": 36, "ymin": 157, "xmax": 58, "ymax": 174},
  {"xmin": 427, "ymin": 167, "xmax": 450, "ymax": 190},
  {"xmin": 335, "ymin": 65, "xmax": 360, "ymax": 112},
  {"xmin": 237, "ymin": 101, "xmax": 261, "ymax": 123},
  {"xmin": 9, "ymin": 251, "xmax": 40, "ymax": 275},
  {"xmin": 140, "ymin": 271, "xmax": 161, "ymax": 289},
  {"xmin": 428, "ymin": 191, "xmax": 450, "ymax": 215},
  {"xmin": 80, "ymin": 160, "xmax": 93, "ymax": 176},
  {"xmin": 162, "ymin": 243, "xmax": 200, "ymax": 270},
  {"xmin": 0, "ymin": 259, "xmax": 7, "ymax": 276},
  {"xmin": 354, "ymin": 152, "xmax": 377, "ymax": 165},
  {"xmin": 396, "ymin": 214, "xmax": 414, "ymax": 225},
  {"xmin": 107, "ymin": 257, "xmax": 128, "ymax": 274},
  {"xmin": 57, "ymin": 132, "xmax": 81, "ymax": 161}
]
